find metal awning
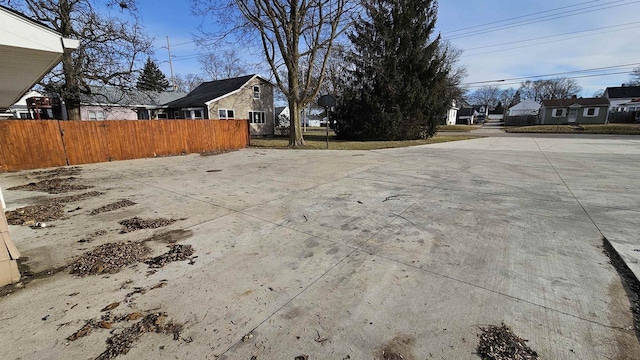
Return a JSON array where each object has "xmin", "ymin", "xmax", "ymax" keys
[{"xmin": 0, "ymin": 6, "xmax": 79, "ymax": 109}]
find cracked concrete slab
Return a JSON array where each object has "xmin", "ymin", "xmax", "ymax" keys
[{"xmin": 1, "ymin": 135, "xmax": 639, "ymax": 359}]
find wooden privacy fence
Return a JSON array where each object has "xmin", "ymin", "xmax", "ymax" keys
[{"xmin": 0, "ymin": 119, "xmax": 250, "ymax": 171}]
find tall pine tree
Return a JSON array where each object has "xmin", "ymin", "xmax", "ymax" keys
[
  {"xmin": 137, "ymin": 58, "xmax": 170, "ymax": 92},
  {"xmin": 334, "ymin": 0, "xmax": 450, "ymax": 140}
]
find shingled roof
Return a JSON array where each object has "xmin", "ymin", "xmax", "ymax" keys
[
  {"xmin": 604, "ymin": 86, "xmax": 640, "ymax": 99},
  {"xmin": 541, "ymin": 97, "xmax": 609, "ymax": 107},
  {"xmin": 165, "ymin": 74, "xmax": 259, "ymax": 108}
]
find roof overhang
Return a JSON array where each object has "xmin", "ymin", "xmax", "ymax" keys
[{"xmin": 0, "ymin": 7, "xmax": 80, "ymax": 109}]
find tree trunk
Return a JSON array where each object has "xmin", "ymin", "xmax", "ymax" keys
[
  {"xmin": 288, "ymin": 64, "xmax": 305, "ymax": 146},
  {"xmin": 60, "ymin": 0, "xmax": 81, "ymax": 120},
  {"xmin": 288, "ymin": 100, "xmax": 305, "ymax": 146}
]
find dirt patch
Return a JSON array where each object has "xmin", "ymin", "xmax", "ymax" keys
[
  {"xmin": 30, "ymin": 167, "xmax": 82, "ymax": 179},
  {"xmin": 145, "ymin": 244, "xmax": 195, "ymax": 268},
  {"xmin": 4, "ymin": 191, "xmax": 104, "ymax": 225},
  {"xmin": 69, "ymin": 242, "xmax": 150, "ymax": 276},
  {"xmin": 7, "ymin": 177, "xmax": 93, "ymax": 194},
  {"xmin": 477, "ymin": 323, "xmax": 538, "ymax": 360},
  {"xmin": 118, "ymin": 217, "xmax": 178, "ymax": 233},
  {"xmin": 142, "ymin": 229, "xmax": 193, "ymax": 244},
  {"xmin": 375, "ymin": 335, "xmax": 415, "ymax": 360},
  {"xmin": 90, "ymin": 200, "xmax": 137, "ymax": 216},
  {"xmin": 200, "ymin": 149, "xmax": 236, "ymax": 156}
]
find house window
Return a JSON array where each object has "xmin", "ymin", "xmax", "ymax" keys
[
  {"xmin": 156, "ymin": 113, "xmax": 168, "ymax": 119},
  {"xmin": 173, "ymin": 110, "xmax": 180, "ymax": 119},
  {"xmin": 88, "ymin": 111, "xmax": 105, "ymax": 120},
  {"xmin": 219, "ymin": 109, "xmax": 235, "ymax": 120},
  {"xmin": 583, "ymin": 107, "xmax": 599, "ymax": 117},
  {"xmin": 253, "ymin": 86, "xmax": 260, "ymax": 99},
  {"xmin": 552, "ymin": 109, "xmax": 565, "ymax": 118},
  {"xmin": 193, "ymin": 109, "xmax": 203, "ymax": 119},
  {"xmin": 249, "ymin": 111, "xmax": 266, "ymax": 124}
]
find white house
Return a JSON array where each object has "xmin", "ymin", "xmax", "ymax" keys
[
  {"xmin": 604, "ymin": 85, "xmax": 640, "ymax": 112},
  {"xmin": 275, "ymin": 106, "xmax": 290, "ymax": 127},
  {"xmin": 0, "ymin": 90, "xmax": 44, "ymax": 119},
  {"xmin": 445, "ymin": 100, "xmax": 460, "ymax": 125},
  {"xmin": 508, "ymin": 99, "xmax": 541, "ymax": 117},
  {"xmin": 0, "ymin": 5, "xmax": 79, "ymax": 109}
]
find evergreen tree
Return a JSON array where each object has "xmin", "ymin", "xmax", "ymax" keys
[
  {"xmin": 137, "ymin": 58, "xmax": 170, "ymax": 91},
  {"xmin": 334, "ymin": 0, "xmax": 450, "ymax": 140}
]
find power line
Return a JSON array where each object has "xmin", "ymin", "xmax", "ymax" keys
[
  {"xmin": 446, "ymin": 0, "xmax": 640, "ymax": 40},
  {"xmin": 442, "ymin": 0, "xmax": 602, "ymax": 34},
  {"xmin": 461, "ymin": 24, "xmax": 640, "ymax": 57},
  {"xmin": 463, "ymin": 62, "xmax": 640, "ymax": 85},
  {"xmin": 462, "ymin": 21, "xmax": 640, "ymax": 52}
]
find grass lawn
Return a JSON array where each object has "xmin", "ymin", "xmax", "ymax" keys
[
  {"xmin": 437, "ymin": 125, "xmax": 481, "ymax": 132},
  {"xmin": 251, "ymin": 134, "xmax": 480, "ymax": 150},
  {"xmin": 505, "ymin": 124, "xmax": 640, "ymax": 135}
]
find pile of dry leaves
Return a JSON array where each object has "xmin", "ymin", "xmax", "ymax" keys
[{"xmin": 477, "ymin": 323, "xmax": 538, "ymax": 360}]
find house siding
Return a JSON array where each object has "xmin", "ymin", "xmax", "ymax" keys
[
  {"xmin": 80, "ymin": 106, "xmax": 137, "ymax": 120},
  {"xmin": 207, "ymin": 77, "xmax": 275, "ymax": 136},
  {"xmin": 540, "ymin": 106, "xmax": 608, "ymax": 124}
]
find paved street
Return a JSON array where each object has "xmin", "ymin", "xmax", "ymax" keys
[{"xmin": 1, "ymin": 135, "xmax": 639, "ymax": 359}]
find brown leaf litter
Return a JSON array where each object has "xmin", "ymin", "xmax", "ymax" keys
[
  {"xmin": 69, "ymin": 242, "xmax": 150, "ymax": 276},
  {"xmin": 477, "ymin": 323, "xmax": 538, "ymax": 360},
  {"xmin": 7, "ymin": 177, "xmax": 93, "ymax": 194},
  {"xmin": 5, "ymin": 191, "xmax": 104, "ymax": 226},
  {"xmin": 67, "ymin": 310, "xmax": 184, "ymax": 360},
  {"xmin": 118, "ymin": 217, "xmax": 178, "ymax": 233},
  {"xmin": 144, "ymin": 244, "xmax": 195, "ymax": 268},
  {"xmin": 96, "ymin": 312, "xmax": 183, "ymax": 360},
  {"xmin": 90, "ymin": 200, "xmax": 137, "ymax": 216},
  {"xmin": 30, "ymin": 166, "xmax": 82, "ymax": 179}
]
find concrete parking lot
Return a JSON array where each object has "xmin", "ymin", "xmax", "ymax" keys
[{"xmin": 1, "ymin": 135, "xmax": 639, "ymax": 359}]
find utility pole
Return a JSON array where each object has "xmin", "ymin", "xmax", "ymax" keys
[{"xmin": 166, "ymin": 36, "xmax": 176, "ymax": 91}]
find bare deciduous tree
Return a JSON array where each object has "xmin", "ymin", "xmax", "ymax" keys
[
  {"xmin": 439, "ymin": 40, "xmax": 467, "ymax": 102},
  {"xmin": 172, "ymin": 74, "xmax": 205, "ymax": 93},
  {"xmin": 629, "ymin": 66, "xmax": 640, "ymax": 86},
  {"xmin": 469, "ymin": 85, "xmax": 501, "ymax": 114},
  {"xmin": 193, "ymin": 0, "xmax": 353, "ymax": 146},
  {"xmin": 519, "ymin": 78, "xmax": 581, "ymax": 102},
  {"xmin": 3, "ymin": 0, "xmax": 152, "ymax": 120},
  {"xmin": 198, "ymin": 48, "xmax": 249, "ymax": 80}
]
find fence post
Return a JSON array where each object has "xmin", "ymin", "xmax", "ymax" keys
[{"xmin": 57, "ymin": 119, "xmax": 70, "ymax": 166}]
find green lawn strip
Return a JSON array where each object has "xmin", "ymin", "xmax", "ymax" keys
[
  {"xmin": 505, "ymin": 124, "xmax": 640, "ymax": 135},
  {"xmin": 250, "ymin": 135, "xmax": 480, "ymax": 150}
]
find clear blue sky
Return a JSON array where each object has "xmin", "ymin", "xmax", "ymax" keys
[{"xmin": 138, "ymin": 0, "xmax": 640, "ymax": 97}]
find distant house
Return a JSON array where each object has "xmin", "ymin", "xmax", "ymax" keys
[
  {"xmin": 164, "ymin": 74, "xmax": 275, "ymax": 136},
  {"xmin": 508, "ymin": 99, "xmax": 541, "ymax": 117},
  {"xmin": 604, "ymin": 85, "xmax": 640, "ymax": 112},
  {"xmin": 0, "ymin": 90, "xmax": 44, "ymax": 119},
  {"xmin": 303, "ymin": 114, "xmax": 323, "ymax": 127},
  {"xmin": 80, "ymin": 87, "xmax": 186, "ymax": 120},
  {"xmin": 539, "ymin": 97, "xmax": 610, "ymax": 125},
  {"xmin": 275, "ymin": 106, "xmax": 290, "ymax": 128},
  {"xmin": 457, "ymin": 107, "xmax": 478, "ymax": 125},
  {"xmin": 444, "ymin": 100, "xmax": 459, "ymax": 125}
]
